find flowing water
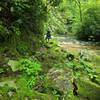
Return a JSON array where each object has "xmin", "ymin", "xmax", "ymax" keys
[{"xmin": 56, "ymin": 35, "xmax": 100, "ymax": 55}]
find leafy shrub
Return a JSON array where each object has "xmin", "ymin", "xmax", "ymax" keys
[
  {"xmin": 16, "ymin": 42, "xmax": 28, "ymax": 55},
  {"xmin": 76, "ymin": 5, "xmax": 100, "ymax": 41},
  {"xmin": 18, "ymin": 59, "xmax": 41, "ymax": 75},
  {"xmin": 17, "ymin": 59, "xmax": 41, "ymax": 88},
  {"xmin": 0, "ymin": 67, "xmax": 4, "ymax": 74},
  {"xmin": 66, "ymin": 59, "xmax": 98, "ymax": 83}
]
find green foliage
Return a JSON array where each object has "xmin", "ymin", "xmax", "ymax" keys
[
  {"xmin": 0, "ymin": 0, "xmax": 45, "ymax": 46},
  {"xmin": 0, "ymin": 1, "xmax": 100, "ymax": 99},
  {"xmin": 0, "ymin": 0, "xmax": 68, "ymax": 49},
  {"xmin": 49, "ymin": 0, "xmax": 62, "ymax": 6},
  {"xmin": 80, "ymin": 60, "xmax": 98, "ymax": 82},
  {"xmin": 0, "ymin": 67, "xmax": 4, "ymax": 74},
  {"xmin": 76, "ymin": 4, "xmax": 100, "ymax": 41},
  {"xmin": 17, "ymin": 59, "xmax": 41, "ymax": 75},
  {"xmin": 12, "ymin": 26, "xmax": 21, "ymax": 36},
  {"xmin": 50, "ymin": 10, "xmax": 67, "ymax": 35},
  {"xmin": 14, "ymin": 77, "xmax": 34, "ymax": 99},
  {"xmin": 16, "ymin": 42, "xmax": 28, "ymax": 55},
  {"xmin": 0, "ymin": 66, "xmax": 11, "ymax": 74},
  {"xmin": 0, "ymin": 78, "xmax": 57, "ymax": 100},
  {"xmin": 66, "ymin": 59, "xmax": 98, "ymax": 83},
  {"xmin": 0, "ymin": 84, "xmax": 11, "ymax": 99},
  {"xmin": 17, "ymin": 58, "xmax": 41, "ymax": 88}
]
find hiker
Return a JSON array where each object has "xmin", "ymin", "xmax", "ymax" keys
[{"xmin": 45, "ymin": 30, "xmax": 51, "ymax": 42}]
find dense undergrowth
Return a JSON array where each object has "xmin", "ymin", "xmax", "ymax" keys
[
  {"xmin": 0, "ymin": 0, "xmax": 100, "ymax": 100},
  {"xmin": 0, "ymin": 39, "xmax": 100, "ymax": 100}
]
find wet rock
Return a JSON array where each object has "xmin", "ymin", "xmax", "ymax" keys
[{"xmin": 47, "ymin": 68, "xmax": 73, "ymax": 94}]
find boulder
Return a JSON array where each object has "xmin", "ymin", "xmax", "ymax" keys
[{"xmin": 47, "ymin": 67, "xmax": 73, "ymax": 94}]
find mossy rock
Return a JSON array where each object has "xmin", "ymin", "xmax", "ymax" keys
[
  {"xmin": 46, "ymin": 68, "xmax": 73, "ymax": 95},
  {"xmin": 77, "ymin": 79, "xmax": 100, "ymax": 100}
]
